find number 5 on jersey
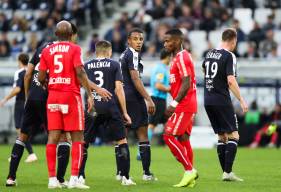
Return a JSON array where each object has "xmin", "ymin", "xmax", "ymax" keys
[{"xmin": 54, "ymin": 54, "xmax": 63, "ymax": 74}]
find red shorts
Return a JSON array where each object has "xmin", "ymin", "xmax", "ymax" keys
[
  {"xmin": 165, "ymin": 112, "xmax": 195, "ymax": 136},
  {"xmin": 47, "ymin": 91, "xmax": 84, "ymax": 132}
]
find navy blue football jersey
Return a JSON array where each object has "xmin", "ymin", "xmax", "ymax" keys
[
  {"xmin": 202, "ymin": 48, "xmax": 237, "ymax": 106},
  {"xmin": 28, "ymin": 42, "xmax": 53, "ymax": 101},
  {"xmin": 84, "ymin": 58, "xmax": 123, "ymax": 102},
  {"xmin": 13, "ymin": 68, "xmax": 26, "ymax": 101},
  {"xmin": 119, "ymin": 47, "xmax": 144, "ymax": 100}
]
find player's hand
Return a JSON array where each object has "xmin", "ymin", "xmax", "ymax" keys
[
  {"xmin": 146, "ymin": 99, "xmax": 156, "ymax": 115},
  {"xmin": 96, "ymin": 87, "xmax": 112, "ymax": 101},
  {"xmin": 240, "ymin": 98, "xmax": 248, "ymax": 113},
  {"xmin": 123, "ymin": 113, "xmax": 132, "ymax": 125},
  {"xmin": 165, "ymin": 105, "xmax": 175, "ymax": 118},
  {"xmin": 87, "ymin": 95, "xmax": 94, "ymax": 113}
]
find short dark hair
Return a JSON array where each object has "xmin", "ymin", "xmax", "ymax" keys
[
  {"xmin": 18, "ymin": 53, "xmax": 29, "ymax": 65},
  {"xmin": 160, "ymin": 49, "xmax": 170, "ymax": 60},
  {"xmin": 222, "ymin": 28, "xmax": 237, "ymax": 42},
  {"xmin": 165, "ymin": 28, "xmax": 183, "ymax": 37},
  {"xmin": 95, "ymin": 40, "xmax": 112, "ymax": 53},
  {"xmin": 70, "ymin": 22, "xmax": 78, "ymax": 35},
  {"xmin": 127, "ymin": 28, "xmax": 144, "ymax": 38}
]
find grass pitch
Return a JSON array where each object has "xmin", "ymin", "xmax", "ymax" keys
[{"xmin": 0, "ymin": 145, "xmax": 280, "ymax": 192}]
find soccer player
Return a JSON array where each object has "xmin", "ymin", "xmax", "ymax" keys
[
  {"xmin": 5, "ymin": 42, "xmax": 51, "ymax": 187},
  {"xmin": 163, "ymin": 28, "xmax": 198, "ymax": 187},
  {"xmin": 79, "ymin": 40, "xmax": 136, "ymax": 185},
  {"xmin": 38, "ymin": 20, "xmax": 93, "ymax": 189},
  {"xmin": 202, "ymin": 28, "xmax": 248, "ymax": 181},
  {"xmin": 119, "ymin": 28, "xmax": 156, "ymax": 181},
  {"xmin": 0, "ymin": 53, "xmax": 37, "ymax": 163},
  {"xmin": 148, "ymin": 49, "xmax": 170, "ymax": 142}
]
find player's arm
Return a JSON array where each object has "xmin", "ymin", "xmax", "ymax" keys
[
  {"xmin": 130, "ymin": 70, "xmax": 155, "ymax": 115},
  {"xmin": 227, "ymin": 75, "xmax": 248, "ymax": 113},
  {"xmin": 38, "ymin": 70, "xmax": 47, "ymax": 85},
  {"xmin": 88, "ymin": 79, "xmax": 112, "ymax": 101},
  {"xmin": 75, "ymin": 66, "xmax": 94, "ymax": 112},
  {"xmin": 0, "ymin": 87, "xmax": 21, "ymax": 107},
  {"xmin": 24, "ymin": 63, "xmax": 35, "ymax": 98},
  {"xmin": 155, "ymin": 82, "xmax": 170, "ymax": 92},
  {"xmin": 226, "ymin": 53, "xmax": 248, "ymax": 113},
  {"xmin": 115, "ymin": 80, "xmax": 131, "ymax": 125}
]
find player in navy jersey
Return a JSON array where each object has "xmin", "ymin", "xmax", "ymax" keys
[
  {"xmin": 202, "ymin": 28, "xmax": 248, "ymax": 182},
  {"xmin": 79, "ymin": 40, "xmax": 135, "ymax": 185},
  {"xmin": 119, "ymin": 28, "xmax": 156, "ymax": 181},
  {"xmin": 0, "ymin": 53, "xmax": 37, "ymax": 163}
]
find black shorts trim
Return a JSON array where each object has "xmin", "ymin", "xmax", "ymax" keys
[
  {"xmin": 205, "ymin": 105, "xmax": 238, "ymax": 134},
  {"xmin": 148, "ymin": 96, "xmax": 167, "ymax": 126}
]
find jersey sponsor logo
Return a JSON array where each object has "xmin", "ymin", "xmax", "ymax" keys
[
  {"xmin": 91, "ymin": 91, "xmax": 102, "ymax": 101},
  {"xmin": 49, "ymin": 44, "xmax": 70, "ymax": 55},
  {"xmin": 48, "ymin": 104, "xmax": 69, "ymax": 114},
  {"xmin": 49, "ymin": 77, "xmax": 71, "ymax": 85},
  {"xmin": 33, "ymin": 73, "xmax": 41, "ymax": 86}
]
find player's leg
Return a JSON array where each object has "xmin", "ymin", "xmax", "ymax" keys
[
  {"xmin": 68, "ymin": 131, "xmax": 89, "ymax": 189},
  {"xmin": 6, "ymin": 132, "xmax": 29, "ymax": 186},
  {"xmin": 147, "ymin": 124, "xmax": 156, "ymax": 142},
  {"xmin": 6, "ymin": 100, "xmax": 35, "ymax": 186},
  {"xmin": 163, "ymin": 112, "xmax": 196, "ymax": 187},
  {"xmin": 56, "ymin": 132, "xmax": 71, "ymax": 186},
  {"xmin": 47, "ymin": 130, "xmax": 63, "ymax": 188},
  {"xmin": 178, "ymin": 133, "xmax": 193, "ymax": 165},
  {"xmin": 217, "ymin": 133, "xmax": 228, "ymax": 172},
  {"xmin": 79, "ymin": 112, "xmax": 98, "ymax": 184}
]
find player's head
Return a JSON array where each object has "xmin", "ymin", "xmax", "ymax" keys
[
  {"xmin": 127, "ymin": 28, "xmax": 144, "ymax": 52},
  {"xmin": 70, "ymin": 22, "xmax": 78, "ymax": 43},
  {"xmin": 160, "ymin": 49, "xmax": 171, "ymax": 65},
  {"xmin": 95, "ymin": 40, "xmax": 112, "ymax": 58},
  {"xmin": 17, "ymin": 53, "xmax": 29, "ymax": 68},
  {"xmin": 164, "ymin": 28, "xmax": 184, "ymax": 54},
  {"xmin": 55, "ymin": 20, "xmax": 72, "ymax": 41},
  {"xmin": 221, "ymin": 28, "xmax": 237, "ymax": 51}
]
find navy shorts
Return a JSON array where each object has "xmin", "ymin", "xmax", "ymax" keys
[
  {"xmin": 84, "ymin": 101, "xmax": 126, "ymax": 142},
  {"xmin": 148, "ymin": 96, "xmax": 167, "ymax": 126},
  {"xmin": 126, "ymin": 98, "xmax": 148, "ymax": 129},
  {"xmin": 21, "ymin": 99, "xmax": 47, "ymax": 135},
  {"xmin": 204, "ymin": 105, "xmax": 238, "ymax": 134},
  {"xmin": 14, "ymin": 100, "xmax": 25, "ymax": 129}
]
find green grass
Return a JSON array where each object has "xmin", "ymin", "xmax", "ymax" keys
[{"xmin": 0, "ymin": 145, "xmax": 280, "ymax": 192}]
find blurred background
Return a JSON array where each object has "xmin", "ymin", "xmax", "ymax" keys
[{"xmin": 0, "ymin": 0, "xmax": 280, "ymax": 148}]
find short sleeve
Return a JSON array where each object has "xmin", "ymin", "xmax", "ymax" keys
[
  {"xmin": 39, "ymin": 49, "xmax": 48, "ymax": 71},
  {"xmin": 115, "ymin": 62, "xmax": 123, "ymax": 82},
  {"xmin": 127, "ymin": 50, "xmax": 139, "ymax": 71},
  {"xmin": 29, "ymin": 48, "xmax": 40, "ymax": 66},
  {"xmin": 177, "ymin": 51, "xmax": 192, "ymax": 78},
  {"xmin": 73, "ymin": 46, "xmax": 84, "ymax": 67},
  {"xmin": 226, "ymin": 52, "xmax": 237, "ymax": 76},
  {"xmin": 16, "ymin": 72, "xmax": 24, "ymax": 88},
  {"xmin": 13, "ymin": 71, "xmax": 19, "ymax": 88}
]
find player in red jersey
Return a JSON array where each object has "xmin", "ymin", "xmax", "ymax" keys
[
  {"xmin": 163, "ymin": 29, "xmax": 198, "ymax": 187},
  {"xmin": 38, "ymin": 20, "xmax": 93, "ymax": 189}
]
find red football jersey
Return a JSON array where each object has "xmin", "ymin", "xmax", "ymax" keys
[
  {"xmin": 39, "ymin": 41, "xmax": 83, "ymax": 94},
  {"xmin": 170, "ymin": 50, "xmax": 197, "ymax": 113}
]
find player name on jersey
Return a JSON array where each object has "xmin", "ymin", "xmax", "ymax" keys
[
  {"xmin": 86, "ymin": 61, "xmax": 111, "ymax": 69},
  {"xmin": 205, "ymin": 51, "xmax": 222, "ymax": 60},
  {"xmin": 49, "ymin": 44, "xmax": 70, "ymax": 55}
]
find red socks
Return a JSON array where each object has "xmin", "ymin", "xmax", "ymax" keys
[
  {"xmin": 71, "ymin": 142, "xmax": 83, "ymax": 176},
  {"xmin": 180, "ymin": 140, "xmax": 193, "ymax": 165},
  {"xmin": 46, "ymin": 144, "xmax": 57, "ymax": 177},
  {"xmin": 163, "ymin": 134, "xmax": 192, "ymax": 171}
]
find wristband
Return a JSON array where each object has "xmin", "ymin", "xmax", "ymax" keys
[{"xmin": 170, "ymin": 100, "xmax": 178, "ymax": 108}]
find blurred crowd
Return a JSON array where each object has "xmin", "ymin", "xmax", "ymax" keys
[{"xmin": 1, "ymin": 0, "xmax": 281, "ymax": 59}]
